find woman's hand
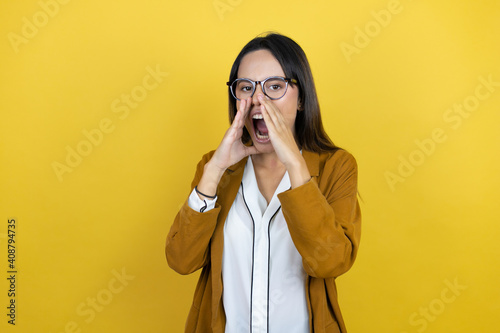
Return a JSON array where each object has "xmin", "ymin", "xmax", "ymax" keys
[
  {"xmin": 210, "ymin": 97, "xmax": 259, "ymax": 171},
  {"xmin": 196, "ymin": 98, "xmax": 258, "ymax": 198},
  {"xmin": 258, "ymin": 94, "xmax": 311, "ymax": 188}
]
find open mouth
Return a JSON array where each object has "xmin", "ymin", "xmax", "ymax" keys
[{"xmin": 252, "ymin": 114, "xmax": 269, "ymax": 141}]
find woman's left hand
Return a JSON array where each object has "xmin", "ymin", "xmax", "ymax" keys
[{"xmin": 258, "ymin": 94, "xmax": 311, "ymax": 187}]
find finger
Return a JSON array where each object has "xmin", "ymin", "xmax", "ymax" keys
[
  {"xmin": 232, "ymin": 98, "xmax": 247, "ymax": 128},
  {"xmin": 240, "ymin": 97, "xmax": 252, "ymax": 123},
  {"xmin": 239, "ymin": 97, "xmax": 252, "ymax": 122},
  {"xmin": 258, "ymin": 94, "xmax": 283, "ymax": 127},
  {"xmin": 259, "ymin": 99, "xmax": 276, "ymax": 134},
  {"xmin": 258, "ymin": 95, "xmax": 284, "ymax": 134},
  {"xmin": 259, "ymin": 96, "xmax": 297, "ymax": 151}
]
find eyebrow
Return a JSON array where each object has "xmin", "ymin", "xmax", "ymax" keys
[{"xmin": 236, "ymin": 76, "xmax": 287, "ymax": 81}]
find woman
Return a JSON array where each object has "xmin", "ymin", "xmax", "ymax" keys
[{"xmin": 166, "ymin": 32, "xmax": 361, "ymax": 333}]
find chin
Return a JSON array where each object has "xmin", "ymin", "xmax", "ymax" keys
[
  {"xmin": 254, "ymin": 144, "xmax": 274, "ymax": 155},
  {"xmin": 249, "ymin": 135, "xmax": 274, "ymax": 154}
]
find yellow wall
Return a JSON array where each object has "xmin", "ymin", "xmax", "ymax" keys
[{"xmin": 1, "ymin": 0, "xmax": 499, "ymax": 332}]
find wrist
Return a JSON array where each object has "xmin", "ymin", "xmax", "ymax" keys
[
  {"xmin": 283, "ymin": 151, "xmax": 305, "ymax": 171},
  {"xmin": 286, "ymin": 155, "xmax": 310, "ymax": 189},
  {"xmin": 196, "ymin": 160, "xmax": 225, "ymax": 200},
  {"xmin": 195, "ymin": 186, "xmax": 216, "ymax": 200},
  {"xmin": 204, "ymin": 159, "xmax": 226, "ymax": 181}
]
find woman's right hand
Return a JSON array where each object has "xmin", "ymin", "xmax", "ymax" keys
[
  {"xmin": 210, "ymin": 97, "xmax": 258, "ymax": 171},
  {"xmin": 196, "ymin": 97, "xmax": 258, "ymax": 199}
]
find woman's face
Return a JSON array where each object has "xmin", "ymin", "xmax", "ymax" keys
[{"xmin": 236, "ymin": 49, "xmax": 300, "ymax": 154}]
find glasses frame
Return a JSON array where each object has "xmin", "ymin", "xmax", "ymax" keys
[{"xmin": 226, "ymin": 76, "xmax": 298, "ymax": 101}]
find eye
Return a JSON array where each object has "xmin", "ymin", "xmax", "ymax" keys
[
  {"xmin": 265, "ymin": 79, "xmax": 286, "ymax": 91},
  {"xmin": 236, "ymin": 80, "xmax": 253, "ymax": 93}
]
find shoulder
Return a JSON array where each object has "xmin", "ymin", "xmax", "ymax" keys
[
  {"xmin": 314, "ymin": 149, "xmax": 358, "ymax": 199},
  {"xmin": 188, "ymin": 150, "xmax": 217, "ymax": 189},
  {"xmin": 199, "ymin": 150, "xmax": 217, "ymax": 164},
  {"xmin": 193, "ymin": 150, "xmax": 216, "ymax": 171},
  {"xmin": 322, "ymin": 149, "xmax": 357, "ymax": 173},
  {"xmin": 304, "ymin": 148, "xmax": 357, "ymax": 176}
]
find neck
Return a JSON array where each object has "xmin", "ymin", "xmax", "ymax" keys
[{"xmin": 251, "ymin": 152, "xmax": 285, "ymax": 171}]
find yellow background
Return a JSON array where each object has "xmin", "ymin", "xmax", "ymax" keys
[{"xmin": 1, "ymin": 0, "xmax": 499, "ymax": 332}]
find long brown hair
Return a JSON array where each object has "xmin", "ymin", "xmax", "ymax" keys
[{"xmin": 228, "ymin": 32, "xmax": 339, "ymax": 153}]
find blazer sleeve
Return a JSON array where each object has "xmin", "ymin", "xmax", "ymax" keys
[
  {"xmin": 165, "ymin": 151, "xmax": 220, "ymax": 275},
  {"xmin": 277, "ymin": 150, "xmax": 361, "ymax": 278}
]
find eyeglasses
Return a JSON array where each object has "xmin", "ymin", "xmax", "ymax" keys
[{"xmin": 227, "ymin": 76, "xmax": 297, "ymax": 101}]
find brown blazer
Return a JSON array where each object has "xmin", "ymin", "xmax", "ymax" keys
[{"xmin": 166, "ymin": 149, "xmax": 361, "ymax": 333}]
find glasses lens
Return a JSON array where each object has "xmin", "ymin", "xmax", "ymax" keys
[
  {"xmin": 232, "ymin": 79, "xmax": 254, "ymax": 100},
  {"xmin": 263, "ymin": 78, "xmax": 288, "ymax": 99}
]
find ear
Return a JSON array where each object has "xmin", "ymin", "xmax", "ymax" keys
[{"xmin": 297, "ymin": 99, "xmax": 304, "ymax": 111}]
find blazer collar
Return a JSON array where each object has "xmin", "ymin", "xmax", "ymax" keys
[{"xmin": 303, "ymin": 150, "xmax": 320, "ymax": 177}]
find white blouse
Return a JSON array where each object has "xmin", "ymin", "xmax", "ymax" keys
[{"xmin": 189, "ymin": 156, "xmax": 309, "ymax": 333}]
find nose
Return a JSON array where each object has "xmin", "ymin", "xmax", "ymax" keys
[{"xmin": 251, "ymin": 83, "xmax": 264, "ymax": 105}]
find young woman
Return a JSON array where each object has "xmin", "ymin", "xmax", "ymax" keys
[{"xmin": 166, "ymin": 33, "xmax": 361, "ymax": 333}]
